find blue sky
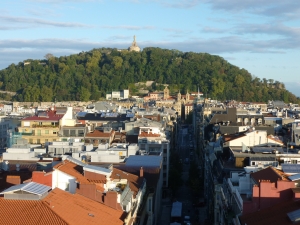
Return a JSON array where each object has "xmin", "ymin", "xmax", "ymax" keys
[{"xmin": 1, "ymin": 0, "xmax": 300, "ymax": 97}]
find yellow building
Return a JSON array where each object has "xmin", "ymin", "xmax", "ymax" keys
[{"xmin": 18, "ymin": 107, "xmax": 72, "ymax": 144}]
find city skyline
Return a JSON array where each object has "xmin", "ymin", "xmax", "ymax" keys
[{"xmin": 1, "ymin": 0, "xmax": 300, "ymax": 97}]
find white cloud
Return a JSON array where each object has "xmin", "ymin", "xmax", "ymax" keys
[
  {"xmin": 205, "ymin": 0, "xmax": 300, "ymax": 19},
  {"xmin": 0, "ymin": 15, "xmax": 92, "ymax": 28},
  {"xmin": 201, "ymin": 27, "xmax": 226, "ymax": 33},
  {"xmin": 234, "ymin": 23, "xmax": 300, "ymax": 38},
  {"xmin": 100, "ymin": 25, "xmax": 155, "ymax": 30}
]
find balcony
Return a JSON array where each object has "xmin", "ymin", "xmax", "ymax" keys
[
  {"xmin": 32, "ymin": 124, "xmax": 59, "ymax": 128},
  {"xmin": 21, "ymin": 131, "xmax": 34, "ymax": 136},
  {"xmin": 14, "ymin": 131, "xmax": 34, "ymax": 136}
]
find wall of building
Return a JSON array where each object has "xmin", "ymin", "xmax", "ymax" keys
[
  {"xmin": 76, "ymin": 183, "xmax": 103, "ymax": 203},
  {"xmin": 2, "ymin": 151, "xmax": 36, "ymax": 161},
  {"xmin": 243, "ymin": 180, "xmax": 294, "ymax": 215},
  {"xmin": 52, "ymin": 170, "xmax": 77, "ymax": 194},
  {"xmin": 228, "ymin": 131, "xmax": 268, "ymax": 147},
  {"xmin": 32, "ymin": 171, "xmax": 52, "ymax": 187}
]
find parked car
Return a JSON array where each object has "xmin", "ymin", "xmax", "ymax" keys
[{"xmin": 184, "ymin": 216, "xmax": 191, "ymax": 225}]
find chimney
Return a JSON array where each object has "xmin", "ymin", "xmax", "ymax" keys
[{"xmin": 140, "ymin": 167, "xmax": 144, "ymax": 177}]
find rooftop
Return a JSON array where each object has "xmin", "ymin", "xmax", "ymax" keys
[
  {"xmin": 240, "ymin": 199, "xmax": 300, "ymax": 225},
  {"xmin": 85, "ymin": 129, "xmax": 114, "ymax": 138},
  {"xmin": 22, "ymin": 110, "xmax": 63, "ymax": 122},
  {"xmin": 43, "ymin": 188, "xmax": 126, "ymax": 225},
  {"xmin": 0, "ymin": 198, "xmax": 68, "ymax": 225},
  {"xmin": 139, "ymin": 131, "xmax": 160, "ymax": 137},
  {"xmin": 251, "ymin": 166, "xmax": 289, "ymax": 184},
  {"xmin": 111, "ymin": 168, "xmax": 144, "ymax": 198}
]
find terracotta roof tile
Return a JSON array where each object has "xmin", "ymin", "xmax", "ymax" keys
[
  {"xmin": 22, "ymin": 110, "xmax": 63, "ymax": 122},
  {"xmin": 0, "ymin": 198, "xmax": 67, "ymax": 225},
  {"xmin": 43, "ymin": 188, "xmax": 125, "ymax": 225},
  {"xmin": 240, "ymin": 200, "xmax": 300, "ymax": 225},
  {"xmin": 139, "ymin": 132, "xmax": 160, "ymax": 137},
  {"xmin": 54, "ymin": 160, "xmax": 90, "ymax": 184},
  {"xmin": 86, "ymin": 129, "xmax": 114, "ymax": 138},
  {"xmin": 111, "ymin": 168, "xmax": 144, "ymax": 198},
  {"xmin": 251, "ymin": 166, "xmax": 288, "ymax": 184},
  {"xmin": 87, "ymin": 179, "xmax": 106, "ymax": 183}
]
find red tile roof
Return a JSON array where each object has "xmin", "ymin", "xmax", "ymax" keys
[
  {"xmin": 0, "ymin": 198, "xmax": 68, "ymax": 225},
  {"xmin": 54, "ymin": 160, "xmax": 108, "ymax": 186},
  {"xmin": 251, "ymin": 166, "xmax": 288, "ymax": 184},
  {"xmin": 86, "ymin": 129, "xmax": 114, "ymax": 138},
  {"xmin": 22, "ymin": 110, "xmax": 63, "ymax": 121},
  {"xmin": 43, "ymin": 188, "xmax": 125, "ymax": 225},
  {"xmin": 240, "ymin": 199, "xmax": 300, "ymax": 225},
  {"xmin": 139, "ymin": 131, "xmax": 160, "ymax": 137},
  {"xmin": 54, "ymin": 160, "xmax": 90, "ymax": 184}
]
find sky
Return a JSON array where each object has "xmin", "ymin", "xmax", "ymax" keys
[{"xmin": 1, "ymin": 0, "xmax": 300, "ymax": 97}]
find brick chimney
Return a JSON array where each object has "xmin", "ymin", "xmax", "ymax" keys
[{"xmin": 140, "ymin": 167, "xmax": 144, "ymax": 178}]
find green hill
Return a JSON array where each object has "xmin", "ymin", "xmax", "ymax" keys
[{"xmin": 0, "ymin": 47, "xmax": 298, "ymax": 103}]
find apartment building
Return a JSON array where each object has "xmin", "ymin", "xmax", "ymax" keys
[{"xmin": 18, "ymin": 107, "xmax": 73, "ymax": 144}]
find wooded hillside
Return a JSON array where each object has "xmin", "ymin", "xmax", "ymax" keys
[{"xmin": 0, "ymin": 47, "xmax": 298, "ymax": 103}]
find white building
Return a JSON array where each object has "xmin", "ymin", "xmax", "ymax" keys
[
  {"xmin": 47, "ymin": 141, "xmax": 93, "ymax": 156},
  {"xmin": 223, "ymin": 130, "xmax": 283, "ymax": 147},
  {"xmin": 138, "ymin": 126, "xmax": 170, "ymax": 188},
  {"xmin": 106, "ymin": 90, "xmax": 129, "ymax": 100},
  {"xmin": 71, "ymin": 143, "xmax": 139, "ymax": 163}
]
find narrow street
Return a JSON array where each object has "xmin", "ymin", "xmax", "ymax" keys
[{"xmin": 159, "ymin": 124, "xmax": 207, "ymax": 225}]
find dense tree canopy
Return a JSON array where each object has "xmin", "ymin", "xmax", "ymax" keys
[{"xmin": 0, "ymin": 47, "xmax": 298, "ymax": 103}]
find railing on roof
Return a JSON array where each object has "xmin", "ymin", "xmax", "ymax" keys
[
  {"xmin": 227, "ymin": 178, "xmax": 236, "ymax": 193},
  {"xmin": 233, "ymin": 189, "xmax": 243, "ymax": 211}
]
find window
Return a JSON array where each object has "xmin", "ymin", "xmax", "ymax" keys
[
  {"xmin": 37, "ymin": 139, "xmax": 40, "ymax": 144},
  {"xmin": 29, "ymin": 139, "xmax": 33, "ymax": 143},
  {"xmin": 45, "ymin": 139, "xmax": 48, "ymax": 143},
  {"xmin": 53, "ymin": 131, "xmax": 57, "ymax": 134},
  {"xmin": 78, "ymin": 130, "xmax": 84, "ymax": 136},
  {"xmin": 252, "ymin": 162, "xmax": 255, "ymax": 165},
  {"xmin": 45, "ymin": 130, "xmax": 49, "ymax": 134},
  {"xmin": 37, "ymin": 130, "xmax": 41, "ymax": 136}
]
